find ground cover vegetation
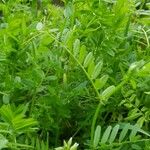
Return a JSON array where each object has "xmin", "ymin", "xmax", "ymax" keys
[{"xmin": 0, "ymin": 0, "xmax": 150, "ymax": 149}]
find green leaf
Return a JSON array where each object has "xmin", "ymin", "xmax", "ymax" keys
[
  {"xmin": 36, "ymin": 138, "xmax": 40, "ymax": 150},
  {"xmin": 55, "ymin": 147, "xmax": 63, "ymax": 150},
  {"xmin": 91, "ymin": 61, "xmax": 103, "ymax": 79},
  {"xmin": 129, "ymin": 124, "xmax": 138, "ymax": 141},
  {"xmin": 73, "ymin": 39, "xmax": 80, "ymax": 57},
  {"xmin": 0, "ymin": 134, "xmax": 8, "ymax": 149},
  {"xmin": 144, "ymin": 91, "xmax": 150, "ymax": 95},
  {"xmin": 130, "ymin": 124, "xmax": 150, "ymax": 137},
  {"xmin": 125, "ymin": 109, "xmax": 142, "ymax": 121},
  {"xmin": 0, "ymin": 105, "xmax": 37, "ymax": 133},
  {"xmin": 138, "ymin": 62, "xmax": 150, "ymax": 76},
  {"xmin": 83, "ymin": 52, "xmax": 93, "ymax": 68},
  {"xmin": 101, "ymin": 85, "xmax": 116, "ymax": 101},
  {"xmin": 101, "ymin": 126, "xmax": 112, "ymax": 144},
  {"xmin": 125, "ymin": 113, "xmax": 142, "ymax": 121},
  {"xmin": 64, "ymin": 2, "xmax": 73, "ymax": 18},
  {"xmin": 62, "ymin": 29, "xmax": 73, "ymax": 45},
  {"xmin": 131, "ymin": 144, "xmax": 142, "ymax": 150},
  {"xmin": 128, "ymin": 60, "xmax": 145, "ymax": 74},
  {"xmin": 41, "ymin": 141, "xmax": 46, "ymax": 150},
  {"xmin": 94, "ymin": 75, "xmax": 109, "ymax": 90},
  {"xmin": 137, "ymin": 117, "xmax": 145, "ymax": 128},
  {"xmin": 70, "ymin": 143, "xmax": 79, "ymax": 150},
  {"xmin": 130, "ymin": 79, "xmax": 137, "ymax": 89},
  {"xmin": 93, "ymin": 125, "xmax": 101, "ymax": 148},
  {"xmin": 88, "ymin": 60, "xmax": 95, "ymax": 77},
  {"xmin": 79, "ymin": 45, "xmax": 86, "ymax": 64},
  {"xmin": 46, "ymin": 76, "xmax": 57, "ymax": 81},
  {"xmin": 109, "ymin": 124, "xmax": 120, "ymax": 144},
  {"xmin": 119, "ymin": 123, "xmax": 130, "ymax": 142},
  {"xmin": 2, "ymin": 94, "xmax": 10, "ymax": 104},
  {"xmin": 0, "ymin": 105, "xmax": 13, "ymax": 124},
  {"xmin": 13, "ymin": 118, "xmax": 37, "ymax": 131}
]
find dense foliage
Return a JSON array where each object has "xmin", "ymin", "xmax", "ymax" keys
[{"xmin": 0, "ymin": 0, "xmax": 150, "ymax": 149}]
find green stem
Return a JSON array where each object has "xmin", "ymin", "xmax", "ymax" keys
[{"xmin": 90, "ymin": 102, "xmax": 103, "ymax": 148}]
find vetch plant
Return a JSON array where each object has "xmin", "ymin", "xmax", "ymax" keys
[{"xmin": 0, "ymin": 0, "xmax": 150, "ymax": 149}]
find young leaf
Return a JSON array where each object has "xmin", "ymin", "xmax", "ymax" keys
[
  {"xmin": 109, "ymin": 124, "xmax": 120, "ymax": 144},
  {"xmin": 68, "ymin": 137, "xmax": 72, "ymax": 147},
  {"xmin": 83, "ymin": 52, "xmax": 93, "ymax": 68},
  {"xmin": 101, "ymin": 126, "xmax": 112, "ymax": 144},
  {"xmin": 119, "ymin": 123, "xmax": 130, "ymax": 142},
  {"xmin": 91, "ymin": 61, "xmax": 103, "ymax": 79},
  {"xmin": 101, "ymin": 85, "xmax": 116, "ymax": 102},
  {"xmin": 93, "ymin": 125, "xmax": 101, "ymax": 148},
  {"xmin": 73, "ymin": 39, "xmax": 80, "ymax": 57},
  {"xmin": 79, "ymin": 45, "xmax": 86, "ymax": 64},
  {"xmin": 94, "ymin": 75, "xmax": 109, "ymax": 90},
  {"xmin": 70, "ymin": 143, "xmax": 79, "ymax": 150}
]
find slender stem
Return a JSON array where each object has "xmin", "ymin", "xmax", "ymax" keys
[{"xmin": 90, "ymin": 102, "xmax": 102, "ymax": 147}]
